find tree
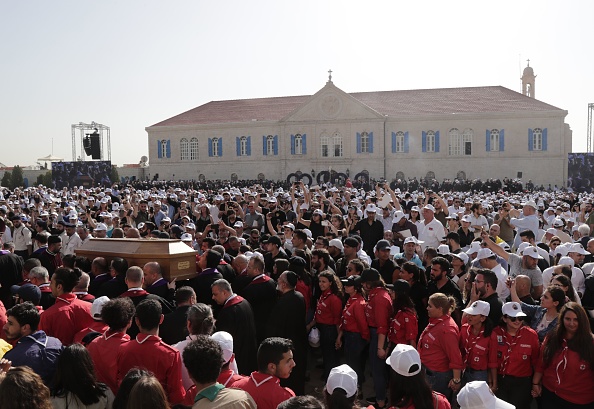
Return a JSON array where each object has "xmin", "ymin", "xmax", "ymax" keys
[
  {"xmin": 43, "ymin": 171, "xmax": 53, "ymax": 188},
  {"xmin": 110, "ymin": 166, "xmax": 119, "ymax": 185},
  {"xmin": 11, "ymin": 166, "xmax": 23, "ymax": 189},
  {"xmin": 1, "ymin": 172, "xmax": 11, "ymax": 189}
]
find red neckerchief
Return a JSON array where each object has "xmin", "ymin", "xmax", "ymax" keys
[
  {"xmin": 119, "ymin": 289, "xmax": 149, "ymax": 298},
  {"xmin": 419, "ymin": 316, "xmax": 446, "ymax": 347},
  {"xmin": 223, "ymin": 295, "xmax": 245, "ymax": 309},
  {"xmin": 500, "ymin": 326, "xmax": 524, "ymax": 374},
  {"xmin": 249, "ymin": 274, "xmax": 270, "ymax": 286},
  {"xmin": 463, "ymin": 324, "xmax": 485, "ymax": 366}
]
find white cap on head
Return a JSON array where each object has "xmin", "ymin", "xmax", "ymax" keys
[
  {"xmin": 557, "ymin": 256, "xmax": 575, "ymax": 267},
  {"xmin": 458, "ymin": 381, "xmax": 515, "ymax": 409},
  {"xmin": 437, "ymin": 244, "xmax": 450, "ymax": 255},
  {"xmin": 522, "ymin": 246, "xmax": 543, "ymax": 259},
  {"xmin": 462, "ymin": 300, "xmax": 490, "ymax": 316},
  {"xmin": 91, "ymin": 296, "xmax": 110, "ymax": 320},
  {"xmin": 211, "ymin": 331, "xmax": 234, "ymax": 363},
  {"xmin": 325, "ymin": 364, "xmax": 358, "ymax": 398},
  {"xmin": 472, "ymin": 248, "xmax": 495, "ymax": 263},
  {"xmin": 386, "ymin": 344, "xmax": 422, "ymax": 377},
  {"xmin": 423, "ymin": 204, "xmax": 435, "ymax": 213},
  {"xmin": 403, "ymin": 237, "xmax": 423, "ymax": 246},
  {"xmin": 501, "ymin": 302, "xmax": 527, "ymax": 317},
  {"xmin": 329, "ymin": 239, "xmax": 344, "ymax": 251},
  {"xmin": 569, "ymin": 242, "xmax": 591, "ymax": 255}
]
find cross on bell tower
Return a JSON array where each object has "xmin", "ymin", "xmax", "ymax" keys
[{"xmin": 521, "ymin": 59, "xmax": 536, "ymax": 98}]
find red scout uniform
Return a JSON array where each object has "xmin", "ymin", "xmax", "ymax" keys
[
  {"xmin": 234, "ymin": 371, "xmax": 295, "ymax": 409},
  {"xmin": 418, "ymin": 316, "xmax": 464, "ymax": 373},
  {"xmin": 365, "ymin": 287, "xmax": 393, "ymax": 335},
  {"xmin": 459, "ymin": 323, "xmax": 498, "ymax": 372},
  {"xmin": 72, "ymin": 320, "xmax": 109, "ymax": 345},
  {"xmin": 388, "ymin": 308, "xmax": 418, "ymax": 346},
  {"xmin": 537, "ymin": 338, "xmax": 594, "ymax": 405},
  {"xmin": 315, "ymin": 289, "xmax": 342, "ymax": 325},
  {"xmin": 39, "ymin": 292, "xmax": 93, "ymax": 346},
  {"xmin": 87, "ymin": 329, "xmax": 130, "ymax": 393},
  {"xmin": 493, "ymin": 325, "xmax": 540, "ymax": 377},
  {"xmin": 340, "ymin": 293, "xmax": 370, "ymax": 340},
  {"xmin": 117, "ymin": 334, "xmax": 186, "ymax": 405},
  {"xmin": 388, "ymin": 391, "xmax": 451, "ymax": 409},
  {"xmin": 184, "ymin": 368, "xmax": 247, "ymax": 405}
]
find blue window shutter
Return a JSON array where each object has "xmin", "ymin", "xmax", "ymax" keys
[
  {"xmin": 166, "ymin": 140, "xmax": 171, "ymax": 158},
  {"xmin": 157, "ymin": 140, "xmax": 162, "ymax": 159},
  {"xmin": 263, "ymin": 135, "xmax": 267, "ymax": 155},
  {"xmin": 542, "ymin": 128, "xmax": 548, "ymax": 151},
  {"xmin": 422, "ymin": 131, "xmax": 427, "ymax": 152},
  {"xmin": 528, "ymin": 129, "xmax": 534, "ymax": 151},
  {"xmin": 273, "ymin": 135, "xmax": 278, "ymax": 155},
  {"xmin": 208, "ymin": 138, "xmax": 213, "ymax": 157},
  {"xmin": 290, "ymin": 135, "xmax": 295, "ymax": 155},
  {"xmin": 236, "ymin": 137, "xmax": 240, "ymax": 156},
  {"xmin": 356, "ymin": 132, "xmax": 361, "ymax": 153},
  {"xmin": 435, "ymin": 131, "xmax": 440, "ymax": 152},
  {"xmin": 486, "ymin": 130, "xmax": 491, "ymax": 152},
  {"xmin": 247, "ymin": 136, "xmax": 251, "ymax": 156},
  {"xmin": 302, "ymin": 134, "xmax": 307, "ymax": 154},
  {"xmin": 404, "ymin": 132, "xmax": 409, "ymax": 153},
  {"xmin": 218, "ymin": 138, "xmax": 222, "ymax": 156},
  {"xmin": 391, "ymin": 132, "xmax": 396, "ymax": 153},
  {"xmin": 369, "ymin": 132, "xmax": 374, "ymax": 153},
  {"xmin": 499, "ymin": 129, "xmax": 505, "ymax": 152}
]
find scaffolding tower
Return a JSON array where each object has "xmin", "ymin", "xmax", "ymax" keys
[
  {"xmin": 71, "ymin": 122, "xmax": 111, "ymax": 161},
  {"xmin": 586, "ymin": 104, "xmax": 594, "ymax": 153}
]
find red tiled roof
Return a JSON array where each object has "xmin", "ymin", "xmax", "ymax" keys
[{"xmin": 151, "ymin": 85, "xmax": 562, "ymax": 127}]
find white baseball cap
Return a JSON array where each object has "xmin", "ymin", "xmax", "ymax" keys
[
  {"xmin": 423, "ymin": 204, "xmax": 435, "ymax": 213},
  {"xmin": 451, "ymin": 252, "xmax": 469, "ymax": 264},
  {"xmin": 393, "ymin": 210, "xmax": 405, "ymax": 223},
  {"xmin": 472, "ymin": 248, "xmax": 495, "ymax": 263},
  {"xmin": 522, "ymin": 246, "xmax": 543, "ymax": 259},
  {"xmin": 386, "ymin": 344, "xmax": 422, "ymax": 377},
  {"xmin": 325, "ymin": 364, "xmax": 358, "ymax": 398},
  {"xmin": 365, "ymin": 204, "xmax": 378, "ymax": 213},
  {"xmin": 91, "ymin": 296, "xmax": 110, "ymax": 320},
  {"xmin": 180, "ymin": 233, "xmax": 193, "ymax": 242},
  {"xmin": 557, "ymin": 256, "xmax": 575, "ymax": 267},
  {"xmin": 458, "ymin": 381, "xmax": 514, "ymax": 409},
  {"xmin": 403, "ymin": 237, "xmax": 423, "ymax": 246},
  {"xmin": 211, "ymin": 331, "xmax": 234, "ymax": 363},
  {"xmin": 437, "ymin": 244, "xmax": 450, "ymax": 255},
  {"xmin": 569, "ymin": 242, "xmax": 591, "ymax": 255},
  {"xmin": 501, "ymin": 302, "xmax": 527, "ymax": 318},
  {"xmin": 462, "ymin": 300, "xmax": 490, "ymax": 317},
  {"xmin": 466, "ymin": 241, "xmax": 482, "ymax": 255},
  {"xmin": 94, "ymin": 223, "xmax": 107, "ymax": 232},
  {"xmin": 329, "ymin": 239, "xmax": 344, "ymax": 251}
]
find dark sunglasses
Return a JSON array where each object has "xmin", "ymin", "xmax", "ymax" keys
[{"xmin": 505, "ymin": 315, "xmax": 521, "ymax": 322}]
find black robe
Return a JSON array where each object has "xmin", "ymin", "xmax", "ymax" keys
[
  {"xmin": 239, "ymin": 275, "xmax": 277, "ymax": 343},
  {"xmin": 160, "ymin": 305, "xmax": 191, "ymax": 346},
  {"xmin": 188, "ymin": 269, "xmax": 223, "ymax": 310},
  {"xmin": 215, "ymin": 296, "xmax": 257, "ymax": 375},
  {"xmin": 265, "ymin": 290, "xmax": 307, "ymax": 395}
]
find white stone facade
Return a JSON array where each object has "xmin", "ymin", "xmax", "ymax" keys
[{"xmin": 146, "ymin": 80, "xmax": 571, "ymax": 187}]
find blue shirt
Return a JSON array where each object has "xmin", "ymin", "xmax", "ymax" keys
[{"xmin": 4, "ymin": 330, "xmax": 63, "ymax": 385}]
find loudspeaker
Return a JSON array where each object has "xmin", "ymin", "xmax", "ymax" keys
[
  {"xmin": 90, "ymin": 134, "xmax": 101, "ymax": 159},
  {"xmin": 83, "ymin": 136, "xmax": 92, "ymax": 156}
]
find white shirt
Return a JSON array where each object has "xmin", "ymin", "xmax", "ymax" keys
[
  {"xmin": 492, "ymin": 264, "xmax": 510, "ymax": 303},
  {"xmin": 418, "ymin": 217, "xmax": 446, "ymax": 251}
]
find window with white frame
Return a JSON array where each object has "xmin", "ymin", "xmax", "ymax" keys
[
  {"xmin": 448, "ymin": 128, "xmax": 473, "ymax": 156},
  {"xmin": 266, "ymin": 135, "xmax": 275, "ymax": 155},
  {"xmin": 321, "ymin": 134, "xmax": 329, "ymax": 157},
  {"xmin": 333, "ymin": 132, "xmax": 343, "ymax": 157},
  {"xmin": 180, "ymin": 138, "xmax": 189, "ymax": 160},
  {"xmin": 426, "ymin": 131, "xmax": 436, "ymax": 152},
  {"xmin": 395, "ymin": 131, "xmax": 405, "ymax": 153},
  {"xmin": 160, "ymin": 140, "xmax": 167, "ymax": 158},
  {"xmin": 212, "ymin": 138, "xmax": 219, "ymax": 157},
  {"xmin": 240, "ymin": 136, "xmax": 248, "ymax": 156},
  {"xmin": 294, "ymin": 134, "xmax": 303, "ymax": 155},
  {"xmin": 190, "ymin": 137, "xmax": 198, "ymax": 160},
  {"xmin": 360, "ymin": 132, "xmax": 370, "ymax": 153},
  {"xmin": 533, "ymin": 128, "xmax": 543, "ymax": 150},
  {"xmin": 489, "ymin": 130, "xmax": 499, "ymax": 152}
]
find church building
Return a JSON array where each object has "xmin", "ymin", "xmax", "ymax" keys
[{"xmin": 146, "ymin": 65, "xmax": 571, "ymax": 187}]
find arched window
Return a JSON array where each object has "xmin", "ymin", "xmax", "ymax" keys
[
  {"xmin": 448, "ymin": 128, "xmax": 460, "ymax": 155},
  {"xmin": 212, "ymin": 138, "xmax": 219, "ymax": 157},
  {"xmin": 395, "ymin": 131, "xmax": 405, "ymax": 153},
  {"xmin": 240, "ymin": 136, "xmax": 248, "ymax": 156},
  {"xmin": 266, "ymin": 135, "xmax": 275, "ymax": 155},
  {"xmin": 231, "ymin": 173, "xmax": 238, "ymax": 182},
  {"xmin": 333, "ymin": 132, "xmax": 343, "ymax": 157},
  {"xmin": 448, "ymin": 128, "xmax": 472, "ymax": 155},
  {"xmin": 533, "ymin": 128, "xmax": 543, "ymax": 150},
  {"xmin": 180, "ymin": 138, "xmax": 189, "ymax": 160},
  {"xmin": 294, "ymin": 134, "xmax": 303, "ymax": 155},
  {"xmin": 360, "ymin": 132, "xmax": 370, "ymax": 153},
  {"xmin": 426, "ymin": 131, "xmax": 436, "ymax": 152},
  {"xmin": 160, "ymin": 140, "xmax": 167, "ymax": 158},
  {"xmin": 190, "ymin": 138, "xmax": 199, "ymax": 160},
  {"xmin": 462, "ymin": 129, "xmax": 473, "ymax": 155},
  {"xmin": 489, "ymin": 130, "xmax": 499, "ymax": 152},
  {"xmin": 321, "ymin": 134, "xmax": 329, "ymax": 157}
]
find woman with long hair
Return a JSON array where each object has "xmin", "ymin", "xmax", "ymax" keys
[
  {"xmin": 458, "ymin": 300, "xmax": 497, "ymax": 387},
  {"xmin": 550, "ymin": 274, "xmax": 580, "ymax": 304},
  {"xmin": 510, "ymin": 281, "xmax": 566, "ymax": 343},
  {"xmin": 192, "ymin": 204, "xmax": 212, "ymax": 233},
  {"xmin": 409, "ymin": 206, "xmax": 423, "ymax": 231},
  {"xmin": 112, "ymin": 369, "xmax": 151, "ymax": 409},
  {"xmin": 125, "ymin": 373, "xmax": 171, "ymax": 409},
  {"xmin": 306, "ymin": 271, "xmax": 343, "ymax": 380},
  {"xmin": 493, "ymin": 302, "xmax": 540, "ymax": 409},
  {"xmin": 399, "ymin": 261, "xmax": 428, "ymax": 335},
  {"xmin": 450, "ymin": 252, "xmax": 468, "ymax": 290},
  {"xmin": 386, "ymin": 344, "xmax": 451, "ymax": 409},
  {"xmin": 532, "ymin": 303, "xmax": 594, "ymax": 408},
  {"xmin": 335, "ymin": 275, "xmax": 369, "ymax": 395},
  {"xmin": 387, "ymin": 279, "xmax": 418, "ymax": 349},
  {"xmin": 0, "ymin": 366, "xmax": 53, "ymax": 409},
  {"xmin": 51, "ymin": 343, "xmax": 114, "ymax": 409},
  {"xmin": 323, "ymin": 364, "xmax": 367, "ymax": 409},
  {"xmin": 417, "ymin": 293, "xmax": 463, "ymax": 402}
]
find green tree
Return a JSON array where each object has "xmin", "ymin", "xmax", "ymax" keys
[
  {"xmin": 1, "ymin": 171, "xmax": 12, "ymax": 189},
  {"xmin": 42, "ymin": 171, "xmax": 53, "ymax": 187},
  {"xmin": 110, "ymin": 165, "xmax": 120, "ymax": 185},
  {"xmin": 11, "ymin": 166, "xmax": 23, "ymax": 188}
]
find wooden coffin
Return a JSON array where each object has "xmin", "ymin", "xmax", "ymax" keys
[{"xmin": 75, "ymin": 238, "xmax": 198, "ymax": 281}]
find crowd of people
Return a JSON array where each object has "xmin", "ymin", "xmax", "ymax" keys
[{"xmin": 0, "ymin": 178, "xmax": 594, "ymax": 409}]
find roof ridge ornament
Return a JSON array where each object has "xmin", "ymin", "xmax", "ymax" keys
[{"xmin": 328, "ymin": 69, "xmax": 332, "ymax": 83}]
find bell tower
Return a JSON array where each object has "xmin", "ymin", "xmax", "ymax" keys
[{"xmin": 521, "ymin": 59, "xmax": 536, "ymax": 98}]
